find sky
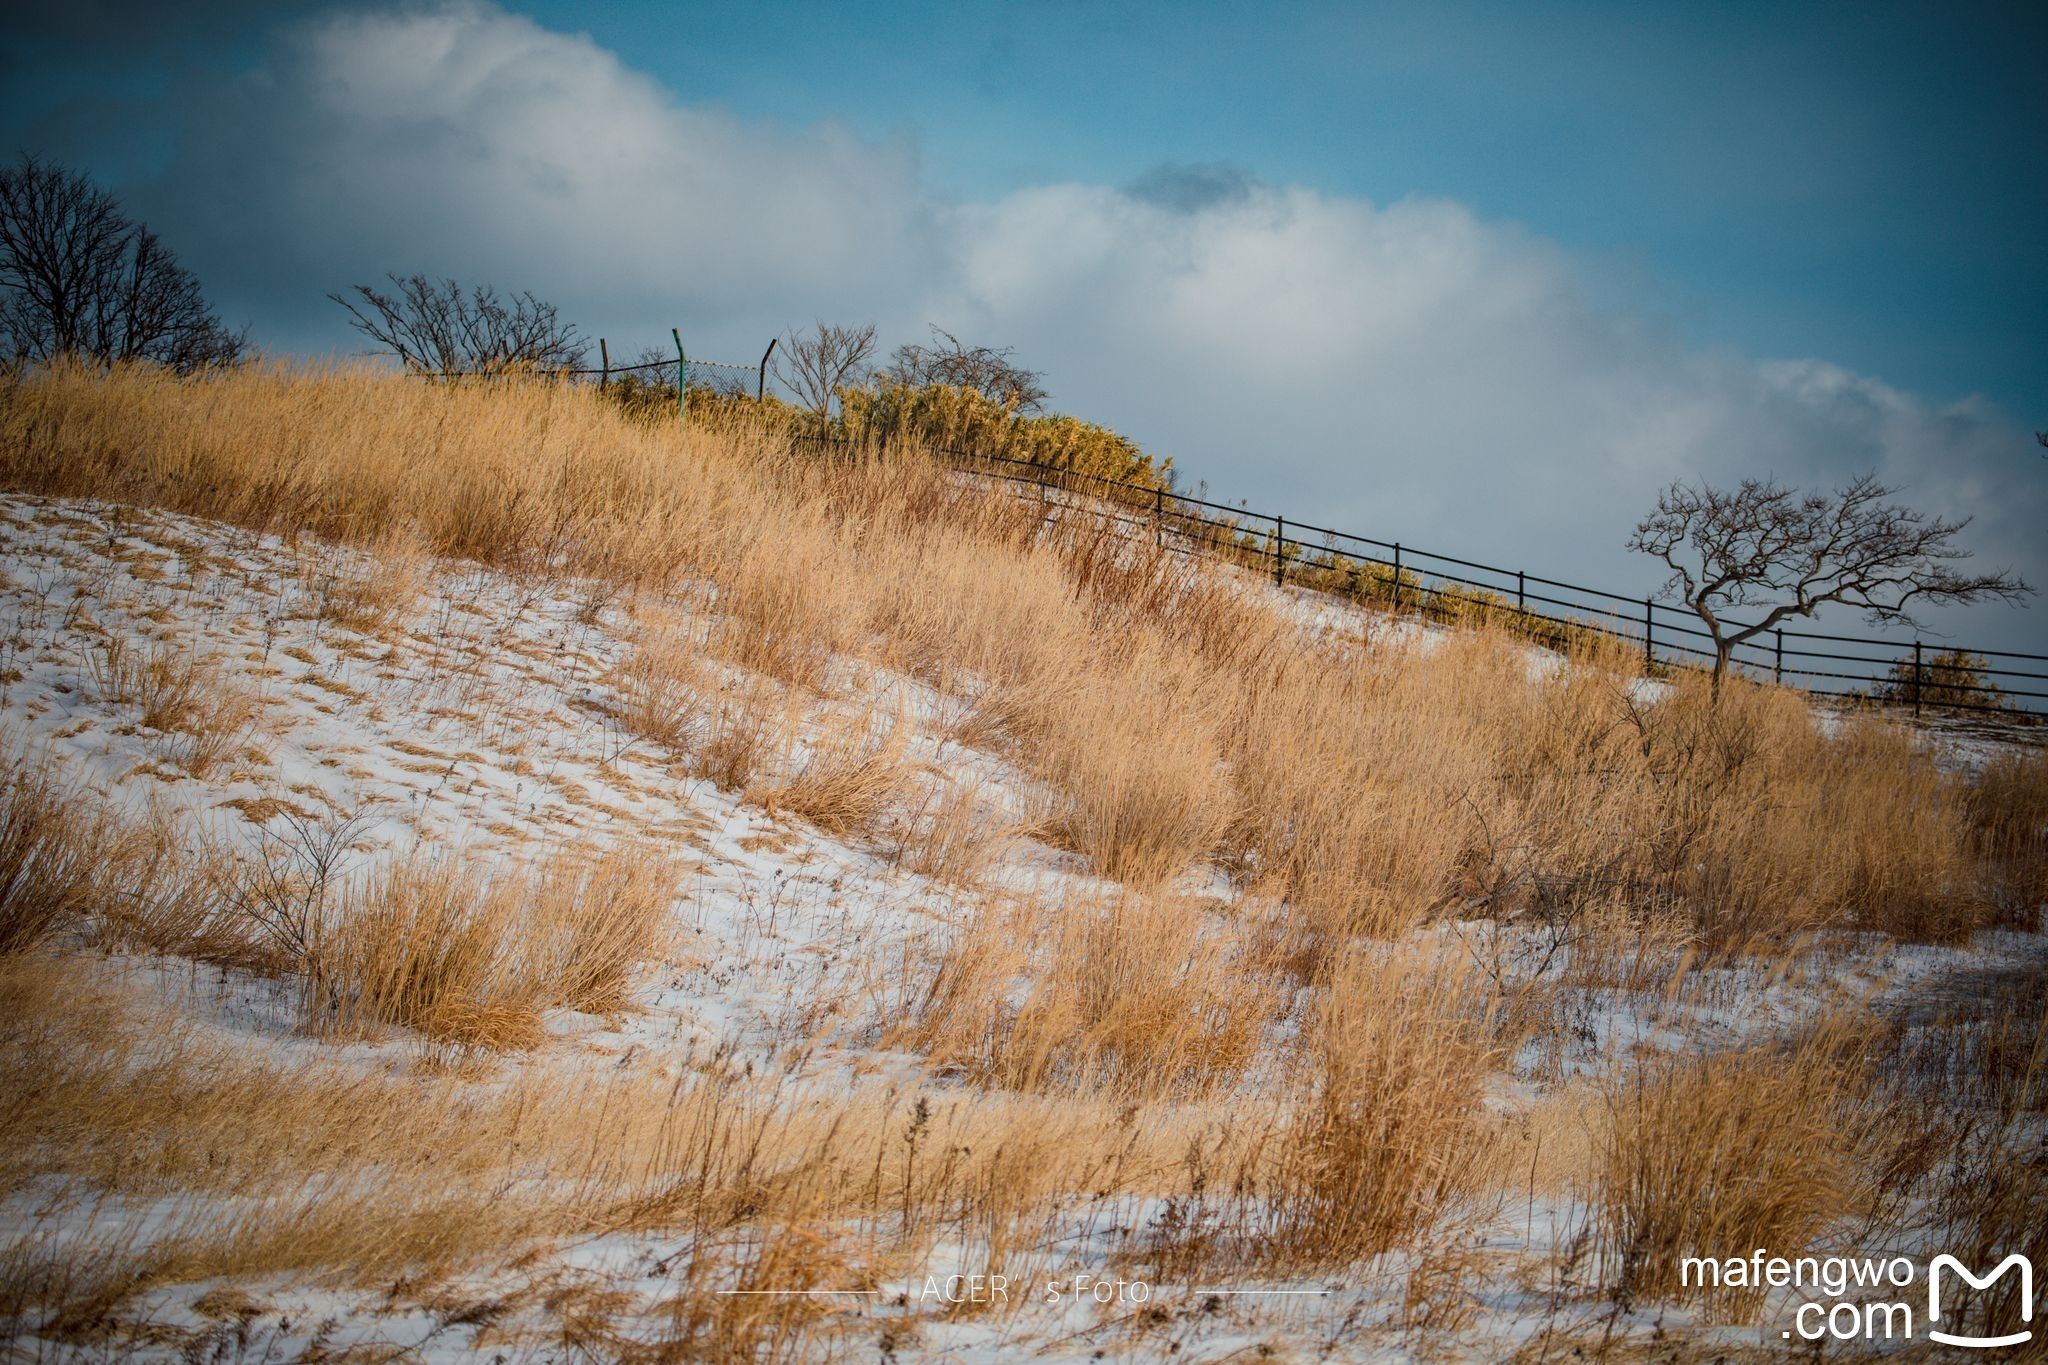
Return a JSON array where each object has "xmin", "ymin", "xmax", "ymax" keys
[{"xmin": 4, "ymin": 0, "xmax": 2044, "ymax": 652}]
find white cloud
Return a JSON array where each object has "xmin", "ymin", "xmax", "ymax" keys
[
  {"xmin": 116, "ymin": 0, "xmax": 2045, "ymax": 648},
  {"xmin": 158, "ymin": 0, "xmax": 938, "ymax": 337}
]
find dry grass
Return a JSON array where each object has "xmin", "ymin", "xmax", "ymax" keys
[
  {"xmin": 0, "ymin": 755, "xmax": 105, "ymax": 955},
  {"xmin": 1969, "ymin": 746, "xmax": 2048, "ymax": 922},
  {"xmin": 755, "ymin": 706, "xmax": 914, "ymax": 838},
  {"xmin": 1265, "ymin": 946, "xmax": 1503, "ymax": 1266},
  {"xmin": 5, "ymin": 362, "xmax": 2032, "ymax": 954},
  {"xmin": 305, "ymin": 846, "xmax": 678, "ymax": 1048},
  {"xmin": 888, "ymin": 775, "xmax": 1017, "ymax": 886},
  {"xmin": 1030, "ymin": 644, "xmax": 1232, "ymax": 885},
  {"xmin": 1595, "ymin": 1012, "xmax": 1885, "ymax": 1319},
  {"xmin": 694, "ymin": 675, "xmax": 794, "ymax": 793},
  {"xmin": 614, "ymin": 625, "xmax": 706, "ymax": 754},
  {"xmin": 614, "ymin": 629, "xmax": 802, "ymax": 793},
  {"xmin": 0, "ymin": 951, "xmax": 1248, "ymax": 1355},
  {"xmin": 87, "ymin": 634, "xmax": 262, "ymax": 776},
  {"xmin": 4, "ymin": 361, "xmax": 2047, "ymax": 1354},
  {"xmin": 92, "ymin": 810, "xmax": 280, "ymax": 971},
  {"xmin": 297, "ymin": 522, "xmax": 431, "ymax": 633},
  {"xmin": 897, "ymin": 889, "xmax": 1274, "ymax": 1099}
]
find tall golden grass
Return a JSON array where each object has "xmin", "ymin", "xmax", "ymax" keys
[
  {"xmin": 305, "ymin": 846, "xmax": 677, "ymax": 1048},
  {"xmin": 3, "ymin": 361, "xmax": 2045, "ymax": 1354},
  {"xmin": 1596, "ymin": 1013, "xmax": 1885, "ymax": 1318},
  {"xmin": 8, "ymin": 361, "xmax": 2018, "ymax": 954}
]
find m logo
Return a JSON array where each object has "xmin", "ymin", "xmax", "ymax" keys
[{"xmin": 1928, "ymin": 1254, "xmax": 2034, "ymax": 1349}]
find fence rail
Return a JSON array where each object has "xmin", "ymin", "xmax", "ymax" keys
[
  {"xmin": 792, "ymin": 436, "xmax": 2044, "ymax": 726},
  {"xmin": 404, "ymin": 348, "xmax": 2043, "ymax": 726}
]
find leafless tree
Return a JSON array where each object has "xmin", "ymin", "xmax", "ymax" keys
[
  {"xmin": 1629, "ymin": 473, "xmax": 2031, "ymax": 697},
  {"xmin": 771, "ymin": 320, "xmax": 876, "ymax": 416},
  {"xmin": 0, "ymin": 153, "xmax": 245, "ymax": 371},
  {"xmin": 328, "ymin": 274, "xmax": 586, "ymax": 376},
  {"xmin": 881, "ymin": 326, "xmax": 1048, "ymax": 411}
]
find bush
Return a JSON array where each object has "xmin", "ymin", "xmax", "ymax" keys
[
  {"xmin": 1880, "ymin": 648, "xmax": 2005, "ymax": 712},
  {"xmin": 1597, "ymin": 1016, "xmax": 1882, "ymax": 1319},
  {"xmin": 840, "ymin": 383, "xmax": 1170, "ymax": 489},
  {"xmin": 0, "ymin": 759, "xmax": 104, "ymax": 955}
]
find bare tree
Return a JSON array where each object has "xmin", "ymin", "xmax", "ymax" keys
[
  {"xmin": 0, "ymin": 153, "xmax": 245, "ymax": 371},
  {"xmin": 1629, "ymin": 473, "xmax": 2031, "ymax": 697},
  {"xmin": 881, "ymin": 326, "xmax": 1048, "ymax": 411},
  {"xmin": 770, "ymin": 320, "xmax": 876, "ymax": 416},
  {"xmin": 328, "ymin": 274, "xmax": 586, "ymax": 376}
]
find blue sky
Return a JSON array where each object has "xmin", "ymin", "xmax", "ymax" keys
[
  {"xmin": 3, "ymin": 0, "xmax": 2043, "ymax": 648},
  {"xmin": 524, "ymin": 0, "xmax": 2046, "ymax": 418}
]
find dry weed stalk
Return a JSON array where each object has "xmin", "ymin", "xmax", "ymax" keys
[{"xmin": 88, "ymin": 635, "xmax": 261, "ymax": 776}]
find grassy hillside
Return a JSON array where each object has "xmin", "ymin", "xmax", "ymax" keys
[{"xmin": 0, "ymin": 362, "xmax": 2043, "ymax": 1359}]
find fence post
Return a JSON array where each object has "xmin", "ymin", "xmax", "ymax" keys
[
  {"xmin": 1392, "ymin": 543, "xmax": 1402, "ymax": 613},
  {"xmin": 757, "ymin": 337, "xmax": 777, "ymax": 403},
  {"xmin": 1774, "ymin": 629, "xmax": 1783, "ymax": 685},
  {"xmin": 1516, "ymin": 570, "xmax": 1525, "ymax": 615},
  {"xmin": 1274, "ymin": 516, "xmax": 1286, "ymax": 586},
  {"xmin": 1643, "ymin": 598, "xmax": 1654, "ymax": 673},
  {"xmin": 1154, "ymin": 485, "xmax": 1164, "ymax": 549},
  {"xmin": 672, "ymin": 327, "xmax": 687, "ymax": 423},
  {"xmin": 1913, "ymin": 639, "xmax": 1923, "ymax": 718},
  {"xmin": 599, "ymin": 338, "xmax": 610, "ymax": 394}
]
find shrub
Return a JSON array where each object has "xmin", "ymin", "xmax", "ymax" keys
[
  {"xmin": 1880, "ymin": 648, "xmax": 2005, "ymax": 712},
  {"xmin": 1597, "ymin": 1016, "xmax": 1881, "ymax": 1319},
  {"xmin": 0, "ymin": 758, "xmax": 103, "ymax": 954},
  {"xmin": 1267, "ymin": 947, "xmax": 1500, "ymax": 1265},
  {"xmin": 840, "ymin": 383, "xmax": 1170, "ymax": 489}
]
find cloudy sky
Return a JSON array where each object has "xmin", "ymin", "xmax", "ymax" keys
[{"xmin": 6, "ymin": 0, "xmax": 2043, "ymax": 651}]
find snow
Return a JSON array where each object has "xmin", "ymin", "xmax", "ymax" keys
[{"xmin": 2, "ymin": 491, "xmax": 2039, "ymax": 1360}]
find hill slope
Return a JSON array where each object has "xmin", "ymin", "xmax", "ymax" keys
[{"xmin": 1, "ymin": 367, "xmax": 2044, "ymax": 1361}]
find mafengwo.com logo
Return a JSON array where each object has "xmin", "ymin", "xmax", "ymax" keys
[{"xmin": 1680, "ymin": 1250, "xmax": 2034, "ymax": 1348}]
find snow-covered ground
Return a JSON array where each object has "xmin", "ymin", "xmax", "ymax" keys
[{"xmin": 2, "ymin": 491, "xmax": 2037, "ymax": 1361}]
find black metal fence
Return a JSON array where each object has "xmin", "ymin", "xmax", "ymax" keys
[
  {"xmin": 834, "ymin": 439, "xmax": 2045, "ymax": 724},
  {"xmin": 404, "ymin": 350, "xmax": 2045, "ymax": 724}
]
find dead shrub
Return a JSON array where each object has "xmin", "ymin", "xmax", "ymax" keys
[
  {"xmin": 305, "ymin": 846, "xmax": 676, "ymax": 1049},
  {"xmin": 0, "ymin": 757, "xmax": 104, "ymax": 954},
  {"xmin": 1596, "ymin": 1014, "xmax": 1882, "ymax": 1319},
  {"xmin": 755, "ymin": 709, "xmax": 913, "ymax": 839},
  {"xmin": 1267, "ymin": 946, "xmax": 1501, "ymax": 1265}
]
